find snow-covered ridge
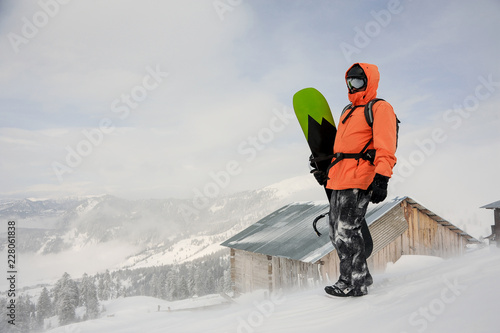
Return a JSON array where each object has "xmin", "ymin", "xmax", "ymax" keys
[
  {"xmin": 261, "ymin": 174, "xmax": 319, "ymax": 199},
  {"xmin": 119, "ymin": 225, "xmax": 244, "ymax": 269}
]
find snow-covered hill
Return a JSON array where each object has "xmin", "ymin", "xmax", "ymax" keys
[{"xmin": 45, "ymin": 247, "xmax": 500, "ymax": 333}]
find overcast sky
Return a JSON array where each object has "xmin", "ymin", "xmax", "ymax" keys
[{"xmin": 1, "ymin": 0, "xmax": 499, "ymax": 229}]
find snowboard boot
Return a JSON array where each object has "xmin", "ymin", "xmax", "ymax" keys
[
  {"xmin": 324, "ymin": 285, "xmax": 367, "ymax": 297},
  {"xmin": 365, "ymin": 273, "xmax": 373, "ymax": 287}
]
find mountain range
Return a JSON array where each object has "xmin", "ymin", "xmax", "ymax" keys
[{"xmin": 0, "ymin": 175, "xmax": 324, "ymax": 279}]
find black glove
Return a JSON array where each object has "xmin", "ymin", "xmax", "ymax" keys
[
  {"xmin": 311, "ymin": 169, "xmax": 328, "ymax": 186},
  {"xmin": 369, "ymin": 173, "xmax": 389, "ymax": 203}
]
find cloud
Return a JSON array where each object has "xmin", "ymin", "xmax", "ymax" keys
[
  {"xmin": 0, "ymin": 0, "xmax": 499, "ymax": 240},
  {"xmin": 0, "ymin": 240, "xmax": 139, "ymax": 287}
]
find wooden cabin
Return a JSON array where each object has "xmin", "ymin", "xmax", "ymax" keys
[
  {"xmin": 481, "ymin": 200, "xmax": 500, "ymax": 247},
  {"xmin": 220, "ymin": 197, "xmax": 479, "ymax": 294}
]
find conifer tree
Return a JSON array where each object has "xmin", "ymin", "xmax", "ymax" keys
[
  {"xmin": 36, "ymin": 287, "xmax": 52, "ymax": 328},
  {"xmin": 177, "ymin": 275, "xmax": 189, "ymax": 300},
  {"xmin": 16, "ymin": 295, "xmax": 34, "ymax": 332},
  {"xmin": 149, "ymin": 273, "xmax": 158, "ymax": 297},
  {"xmin": 0, "ymin": 298, "xmax": 12, "ymax": 332},
  {"xmin": 223, "ymin": 268, "xmax": 232, "ymax": 293},
  {"xmin": 166, "ymin": 270, "xmax": 177, "ymax": 300},
  {"xmin": 80, "ymin": 273, "xmax": 100, "ymax": 320},
  {"xmin": 54, "ymin": 272, "xmax": 79, "ymax": 325},
  {"xmin": 97, "ymin": 270, "xmax": 113, "ymax": 300},
  {"xmin": 58, "ymin": 291, "xmax": 77, "ymax": 325}
]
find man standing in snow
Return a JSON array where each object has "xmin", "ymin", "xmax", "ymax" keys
[{"xmin": 313, "ymin": 63, "xmax": 398, "ymax": 297}]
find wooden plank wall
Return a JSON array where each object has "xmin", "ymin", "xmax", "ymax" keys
[
  {"xmin": 271, "ymin": 257, "xmax": 321, "ymax": 291},
  {"xmin": 318, "ymin": 250, "xmax": 340, "ymax": 284},
  {"xmin": 232, "ymin": 249, "xmax": 323, "ymax": 293},
  {"xmin": 232, "ymin": 249, "xmax": 271, "ymax": 294},
  {"xmin": 402, "ymin": 200, "xmax": 465, "ymax": 258},
  {"xmin": 318, "ymin": 240, "xmax": 402, "ymax": 282},
  {"xmin": 319, "ymin": 199, "xmax": 469, "ymax": 281},
  {"xmin": 368, "ymin": 236, "xmax": 403, "ymax": 273}
]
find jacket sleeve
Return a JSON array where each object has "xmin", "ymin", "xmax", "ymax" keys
[{"xmin": 372, "ymin": 101, "xmax": 397, "ymax": 178}]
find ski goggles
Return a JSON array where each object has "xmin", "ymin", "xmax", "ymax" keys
[{"xmin": 346, "ymin": 77, "xmax": 366, "ymax": 90}]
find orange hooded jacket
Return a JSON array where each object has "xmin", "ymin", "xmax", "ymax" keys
[{"xmin": 326, "ymin": 63, "xmax": 397, "ymax": 191}]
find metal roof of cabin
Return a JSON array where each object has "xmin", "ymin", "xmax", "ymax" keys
[
  {"xmin": 221, "ymin": 196, "xmax": 480, "ymax": 263},
  {"xmin": 481, "ymin": 200, "xmax": 500, "ymax": 210},
  {"xmin": 221, "ymin": 197, "xmax": 406, "ymax": 264}
]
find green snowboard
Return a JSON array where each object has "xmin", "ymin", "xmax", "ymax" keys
[
  {"xmin": 293, "ymin": 87, "xmax": 373, "ymax": 257},
  {"xmin": 293, "ymin": 87, "xmax": 336, "ymax": 174}
]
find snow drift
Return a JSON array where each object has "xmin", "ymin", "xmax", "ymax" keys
[{"xmin": 46, "ymin": 247, "xmax": 499, "ymax": 333}]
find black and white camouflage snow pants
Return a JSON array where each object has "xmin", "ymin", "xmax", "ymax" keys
[{"xmin": 328, "ymin": 188, "xmax": 372, "ymax": 294}]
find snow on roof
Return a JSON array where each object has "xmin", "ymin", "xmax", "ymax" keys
[{"xmin": 481, "ymin": 200, "xmax": 500, "ymax": 210}]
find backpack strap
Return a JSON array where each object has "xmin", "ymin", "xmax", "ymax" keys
[
  {"xmin": 356, "ymin": 98, "xmax": 384, "ymax": 163},
  {"xmin": 364, "ymin": 98, "xmax": 400, "ymax": 150},
  {"xmin": 321, "ymin": 98, "xmax": 385, "ymax": 171},
  {"xmin": 341, "ymin": 103, "xmax": 353, "ymax": 117},
  {"xmin": 341, "ymin": 103, "xmax": 362, "ymax": 125},
  {"xmin": 342, "ymin": 98, "xmax": 384, "ymax": 126},
  {"xmin": 364, "ymin": 98, "xmax": 384, "ymax": 127},
  {"xmin": 358, "ymin": 98, "xmax": 384, "ymax": 157}
]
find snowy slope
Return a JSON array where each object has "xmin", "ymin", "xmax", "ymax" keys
[
  {"xmin": 46, "ymin": 247, "xmax": 500, "ymax": 333},
  {"xmin": 118, "ymin": 226, "xmax": 241, "ymax": 268}
]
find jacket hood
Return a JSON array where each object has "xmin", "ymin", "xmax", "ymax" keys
[{"xmin": 346, "ymin": 63, "xmax": 379, "ymax": 105}]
